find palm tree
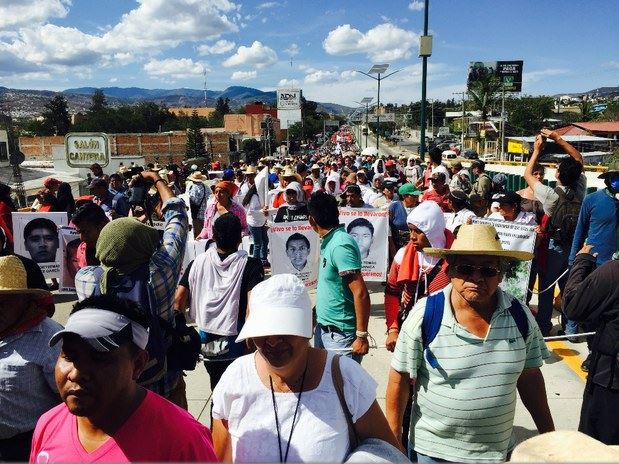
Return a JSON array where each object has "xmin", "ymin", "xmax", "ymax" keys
[{"xmin": 467, "ymin": 75, "xmax": 502, "ymax": 121}]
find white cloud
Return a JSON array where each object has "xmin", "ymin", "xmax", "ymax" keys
[
  {"xmin": 6, "ymin": 24, "xmax": 100, "ymax": 66},
  {"xmin": 340, "ymin": 70, "xmax": 357, "ymax": 81},
  {"xmin": 109, "ymin": 77, "xmax": 118, "ymax": 83},
  {"xmin": 0, "ymin": 0, "xmax": 70, "ymax": 29},
  {"xmin": 408, "ymin": 1, "xmax": 424, "ymax": 11},
  {"xmin": 261, "ymin": 17, "xmax": 267, "ymax": 24},
  {"xmin": 323, "ymin": 23, "xmax": 418, "ymax": 62},
  {"xmin": 231, "ymin": 70, "xmax": 257, "ymax": 81},
  {"xmin": 603, "ymin": 60, "xmax": 619, "ymax": 69},
  {"xmin": 197, "ymin": 39, "xmax": 235, "ymax": 55},
  {"xmin": 305, "ymin": 70, "xmax": 339, "ymax": 84},
  {"xmin": 285, "ymin": 43, "xmax": 300, "ymax": 56},
  {"xmin": 257, "ymin": 2, "xmax": 279, "ymax": 9},
  {"xmin": 523, "ymin": 68, "xmax": 569, "ymax": 84},
  {"xmin": 144, "ymin": 58, "xmax": 207, "ymax": 79},
  {"xmin": 223, "ymin": 41, "xmax": 277, "ymax": 69},
  {"xmin": 97, "ymin": 0, "xmax": 240, "ymax": 52},
  {"xmin": 278, "ymin": 78, "xmax": 301, "ymax": 87}
]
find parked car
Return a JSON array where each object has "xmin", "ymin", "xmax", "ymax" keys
[
  {"xmin": 462, "ymin": 149, "xmax": 479, "ymax": 159},
  {"xmin": 442, "ymin": 150, "xmax": 458, "ymax": 160},
  {"xmin": 480, "ymin": 153, "xmax": 497, "ymax": 161}
]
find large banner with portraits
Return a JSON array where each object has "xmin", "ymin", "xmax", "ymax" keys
[
  {"xmin": 12, "ymin": 212, "xmax": 68, "ymax": 278},
  {"xmin": 338, "ymin": 208, "xmax": 389, "ymax": 282},
  {"xmin": 268, "ymin": 221, "xmax": 320, "ymax": 289},
  {"xmin": 472, "ymin": 217, "xmax": 536, "ymax": 302}
]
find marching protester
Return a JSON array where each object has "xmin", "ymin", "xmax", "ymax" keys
[
  {"xmin": 421, "ymin": 172, "xmax": 450, "ymax": 212},
  {"xmin": 175, "ymin": 213, "xmax": 263, "ymax": 410},
  {"xmin": 308, "ymin": 192, "xmax": 371, "ymax": 363},
  {"xmin": 53, "ymin": 182, "xmax": 76, "ymax": 218},
  {"xmin": 563, "ymin": 244, "xmax": 619, "ymax": 445},
  {"xmin": 388, "ymin": 183, "xmax": 421, "ymax": 260},
  {"xmin": 211, "ymin": 274, "xmax": 402, "ymax": 462},
  {"xmin": 386, "ymin": 223, "xmax": 554, "ymax": 462},
  {"xmin": 31, "ymin": 295, "xmax": 217, "ymax": 462},
  {"xmin": 88, "ymin": 178, "xmax": 130, "ymax": 218},
  {"xmin": 71, "ymin": 203, "xmax": 109, "ymax": 268},
  {"xmin": 0, "ymin": 256, "xmax": 61, "ymax": 462},
  {"xmin": 445, "ymin": 189, "xmax": 477, "ymax": 234},
  {"xmin": 241, "ymin": 171, "xmax": 270, "ymax": 268},
  {"xmin": 489, "ymin": 191, "xmax": 537, "ymax": 225},
  {"xmin": 187, "ymin": 171, "xmax": 210, "ymax": 238},
  {"xmin": 197, "ymin": 180, "xmax": 248, "ymax": 240},
  {"xmin": 273, "ymin": 181, "xmax": 310, "ymax": 222},
  {"xmin": 75, "ymin": 169, "xmax": 189, "ymax": 407},
  {"xmin": 0, "ymin": 182, "xmax": 16, "ymax": 248},
  {"xmin": 469, "ymin": 160, "xmax": 493, "ymax": 216},
  {"xmin": 523, "ymin": 128, "xmax": 586, "ymax": 337}
]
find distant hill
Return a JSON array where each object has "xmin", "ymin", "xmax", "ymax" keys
[
  {"xmin": 0, "ymin": 85, "xmax": 352, "ymax": 118},
  {"xmin": 554, "ymin": 86, "xmax": 619, "ymax": 98}
]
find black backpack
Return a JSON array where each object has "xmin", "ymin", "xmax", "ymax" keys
[{"xmin": 549, "ymin": 187, "xmax": 581, "ymax": 247}]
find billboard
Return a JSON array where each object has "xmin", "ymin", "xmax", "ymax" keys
[
  {"xmin": 65, "ymin": 132, "xmax": 110, "ymax": 168},
  {"xmin": 277, "ymin": 88, "xmax": 301, "ymax": 110},
  {"xmin": 467, "ymin": 61, "xmax": 523, "ymax": 92}
]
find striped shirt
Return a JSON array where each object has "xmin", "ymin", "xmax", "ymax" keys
[
  {"xmin": 0, "ymin": 318, "xmax": 62, "ymax": 438},
  {"xmin": 391, "ymin": 284, "xmax": 549, "ymax": 463}
]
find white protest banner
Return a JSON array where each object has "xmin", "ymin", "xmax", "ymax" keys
[
  {"xmin": 268, "ymin": 221, "xmax": 319, "ymax": 288},
  {"xmin": 338, "ymin": 207, "xmax": 389, "ymax": 281},
  {"xmin": 12, "ymin": 212, "xmax": 68, "ymax": 278},
  {"xmin": 255, "ymin": 166, "xmax": 270, "ymax": 207},
  {"xmin": 59, "ymin": 227, "xmax": 80, "ymax": 292},
  {"xmin": 472, "ymin": 217, "xmax": 536, "ymax": 302}
]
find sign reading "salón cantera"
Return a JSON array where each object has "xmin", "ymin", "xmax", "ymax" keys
[{"xmin": 65, "ymin": 133, "xmax": 110, "ymax": 168}]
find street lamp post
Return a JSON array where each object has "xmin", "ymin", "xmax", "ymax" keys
[
  {"xmin": 354, "ymin": 97, "xmax": 373, "ymax": 150},
  {"xmin": 356, "ymin": 65, "xmax": 400, "ymax": 152}
]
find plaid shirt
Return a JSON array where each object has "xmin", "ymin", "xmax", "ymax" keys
[{"xmin": 75, "ymin": 197, "xmax": 189, "ymax": 395}]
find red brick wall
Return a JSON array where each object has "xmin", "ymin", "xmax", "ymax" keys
[{"xmin": 19, "ymin": 131, "xmax": 232, "ymax": 164}]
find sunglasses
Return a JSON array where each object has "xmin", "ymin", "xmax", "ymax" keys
[{"xmin": 453, "ymin": 264, "xmax": 501, "ymax": 278}]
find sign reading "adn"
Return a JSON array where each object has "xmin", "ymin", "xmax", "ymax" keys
[{"xmin": 65, "ymin": 132, "xmax": 110, "ymax": 168}]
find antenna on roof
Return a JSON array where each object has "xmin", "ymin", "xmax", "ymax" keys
[{"xmin": 203, "ymin": 68, "xmax": 207, "ymax": 107}]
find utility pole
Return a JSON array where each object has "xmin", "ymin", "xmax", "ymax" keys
[
  {"xmin": 419, "ymin": 0, "xmax": 432, "ymax": 157},
  {"xmin": 500, "ymin": 84, "xmax": 506, "ymax": 160},
  {"xmin": 453, "ymin": 91, "xmax": 466, "ymax": 148}
]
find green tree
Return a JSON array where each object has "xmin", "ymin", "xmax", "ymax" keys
[
  {"xmin": 595, "ymin": 101, "xmax": 619, "ymax": 121},
  {"xmin": 242, "ymin": 138, "xmax": 262, "ymax": 163},
  {"xmin": 185, "ymin": 110, "xmax": 207, "ymax": 159},
  {"xmin": 504, "ymin": 96, "xmax": 554, "ymax": 135},
  {"xmin": 215, "ymin": 97, "xmax": 231, "ymax": 115},
  {"xmin": 578, "ymin": 99, "xmax": 594, "ymax": 121},
  {"xmin": 89, "ymin": 89, "xmax": 108, "ymax": 113},
  {"xmin": 42, "ymin": 94, "xmax": 71, "ymax": 135},
  {"xmin": 467, "ymin": 75, "xmax": 502, "ymax": 121}
]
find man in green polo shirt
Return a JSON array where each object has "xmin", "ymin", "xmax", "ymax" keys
[{"xmin": 308, "ymin": 191, "xmax": 370, "ymax": 363}]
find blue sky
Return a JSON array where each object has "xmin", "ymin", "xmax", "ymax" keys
[{"xmin": 0, "ymin": 0, "xmax": 617, "ymax": 106}]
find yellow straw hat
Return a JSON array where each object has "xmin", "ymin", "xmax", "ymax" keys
[
  {"xmin": 0, "ymin": 255, "xmax": 52, "ymax": 297},
  {"xmin": 424, "ymin": 223, "xmax": 533, "ymax": 261}
]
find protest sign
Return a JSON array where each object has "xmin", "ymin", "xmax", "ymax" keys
[
  {"xmin": 472, "ymin": 217, "xmax": 536, "ymax": 301},
  {"xmin": 59, "ymin": 227, "xmax": 81, "ymax": 292},
  {"xmin": 338, "ymin": 207, "xmax": 389, "ymax": 281},
  {"xmin": 268, "ymin": 221, "xmax": 319, "ymax": 288},
  {"xmin": 12, "ymin": 212, "xmax": 68, "ymax": 278}
]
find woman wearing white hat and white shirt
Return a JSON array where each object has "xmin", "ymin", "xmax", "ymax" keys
[{"xmin": 211, "ymin": 274, "xmax": 401, "ymax": 463}]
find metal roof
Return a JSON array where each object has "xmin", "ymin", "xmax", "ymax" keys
[{"xmin": 507, "ymin": 135, "xmax": 613, "ymax": 142}]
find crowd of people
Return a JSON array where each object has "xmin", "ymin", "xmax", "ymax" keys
[{"xmin": 0, "ymin": 124, "xmax": 617, "ymax": 462}]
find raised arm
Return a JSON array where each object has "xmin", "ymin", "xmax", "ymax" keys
[
  {"xmin": 541, "ymin": 128, "xmax": 583, "ymax": 165},
  {"xmin": 524, "ymin": 134, "xmax": 545, "ymax": 189}
]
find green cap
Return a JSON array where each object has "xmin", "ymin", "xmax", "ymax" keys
[{"xmin": 398, "ymin": 183, "xmax": 422, "ymax": 196}]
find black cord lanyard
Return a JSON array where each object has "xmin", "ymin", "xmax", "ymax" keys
[{"xmin": 269, "ymin": 361, "xmax": 308, "ymax": 463}]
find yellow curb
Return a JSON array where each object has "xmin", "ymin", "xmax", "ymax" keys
[{"xmin": 546, "ymin": 340, "xmax": 587, "ymax": 381}]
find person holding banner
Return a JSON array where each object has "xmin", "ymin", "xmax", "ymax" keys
[
  {"xmin": 489, "ymin": 191, "xmax": 537, "ymax": 225},
  {"xmin": 273, "ymin": 182, "xmax": 309, "ymax": 223}
]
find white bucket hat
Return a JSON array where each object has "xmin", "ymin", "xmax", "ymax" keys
[{"xmin": 235, "ymin": 274, "xmax": 312, "ymax": 342}]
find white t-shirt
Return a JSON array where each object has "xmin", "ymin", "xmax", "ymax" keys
[
  {"xmin": 212, "ymin": 351, "xmax": 377, "ymax": 463},
  {"xmin": 245, "ymin": 194, "xmax": 267, "ymax": 227}
]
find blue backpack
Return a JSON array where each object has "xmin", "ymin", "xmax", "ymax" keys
[
  {"xmin": 422, "ymin": 291, "xmax": 529, "ymax": 369},
  {"xmin": 92, "ymin": 265, "xmax": 168, "ymax": 387}
]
